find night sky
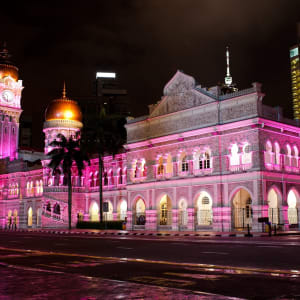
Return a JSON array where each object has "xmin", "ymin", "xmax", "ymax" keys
[{"xmin": 0, "ymin": 0, "xmax": 299, "ymax": 149}]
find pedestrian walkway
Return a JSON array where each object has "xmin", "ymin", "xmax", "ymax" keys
[{"xmin": 3, "ymin": 227, "xmax": 300, "ymax": 238}]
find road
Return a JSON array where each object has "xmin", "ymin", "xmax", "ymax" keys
[{"xmin": 1, "ymin": 231, "xmax": 300, "ymax": 299}]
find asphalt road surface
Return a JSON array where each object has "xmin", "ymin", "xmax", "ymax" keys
[{"xmin": 1, "ymin": 231, "xmax": 300, "ymax": 299}]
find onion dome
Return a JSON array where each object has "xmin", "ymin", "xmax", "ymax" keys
[
  {"xmin": 45, "ymin": 83, "xmax": 82, "ymax": 123},
  {"xmin": 0, "ymin": 42, "xmax": 19, "ymax": 81}
]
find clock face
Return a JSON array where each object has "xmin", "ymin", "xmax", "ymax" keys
[{"xmin": 2, "ymin": 90, "xmax": 14, "ymax": 103}]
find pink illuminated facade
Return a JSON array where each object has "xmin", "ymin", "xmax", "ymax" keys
[{"xmin": 1, "ymin": 66, "xmax": 300, "ymax": 232}]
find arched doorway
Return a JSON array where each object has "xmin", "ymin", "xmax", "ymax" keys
[
  {"xmin": 89, "ymin": 202, "xmax": 99, "ymax": 221},
  {"xmin": 287, "ymin": 189, "xmax": 299, "ymax": 225},
  {"xmin": 267, "ymin": 188, "xmax": 280, "ymax": 224},
  {"xmin": 118, "ymin": 200, "xmax": 127, "ymax": 221},
  {"xmin": 133, "ymin": 198, "xmax": 146, "ymax": 225},
  {"xmin": 158, "ymin": 195, "xmax": 172, "ymax": 226},
  {"xmin": 36, "ymin": 208, "xmax": 41, "ymax": 226},
  {"xmin": 232, "ymin": 188, "xmax": 252, "ymax": 229},
  {"xmin": 178, "ymin": 198, "xmax": 188, "ymax": 226},
  {"xmin": 195, "ymin": 191, "xmax": 213, "ymax": 227},
  {"xmin": 7, "ymin": 210, "xmax": 12, "ymax": 229},
  {"xmin": 28, "ymin": 207, "xmax": 33, "ymax": 227}
]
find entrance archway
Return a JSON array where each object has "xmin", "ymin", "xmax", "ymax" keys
[
  {"xmin": 133, "ymin": 198, "xmax": 146, "ymax": 225},
  {"xmin": 118, "ymin": 200, "xmax": 127, "ymax": 221},
  {"xmin": 287, "ymin": 189, "xmax": 299, "ymax": 225},
  {"xmin": 267, "ymin": 188, "xmax": 280, "ymax": 224},
  {"xmin": 178, "ymin": 198, "xmax": 188, "ymax": 226},
  {"xmin": 89, "ymin": 202, "xmax": 99, "ymax": 221},
  {"xmin": 232, "ymin": 188, "xmax": 252, "ymax": 229},
  {"xmin": 36, "ymin": 208, "xmax": 41, "ymax": 226},
  {"xmin": 195, "ymin": 191, "xmax": 213, "ymax": 226},
  {"xmin": 28, "ymin": 207, "xmax": 33, "ymax": 227},
  {"xmin": 158, "ymin": 194, "xmax": 172, "ymax": 226}
]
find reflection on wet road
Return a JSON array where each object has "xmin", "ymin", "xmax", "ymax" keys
[{"xmin": 1, "ymin": 246, "xmax": 300, "ymax": 299}]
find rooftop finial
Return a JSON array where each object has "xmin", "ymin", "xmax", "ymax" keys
[
  {"xmin": 62, "ymin": 81, "xmax": 66, "ymax": 99},
  {"xmin": 225, "ymin": 46, "xmax": 232, "ymax": 86},
  {"xmin": 0, "ymin": 41, "xmax": 11, "ymax": 62}
]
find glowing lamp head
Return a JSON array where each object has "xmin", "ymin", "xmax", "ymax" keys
[{"xmin": 64, "ymin": 110, "xmax": 73, "ymax": 119}]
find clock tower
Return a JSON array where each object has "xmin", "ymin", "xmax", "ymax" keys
[{"xmin": 0, "ymin": 43, "xmax": 23, "ymax": 160}]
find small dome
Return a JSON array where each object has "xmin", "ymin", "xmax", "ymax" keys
[{"xmin": 45, "ymin": 84, "xmax": 82, "ymax": 122}]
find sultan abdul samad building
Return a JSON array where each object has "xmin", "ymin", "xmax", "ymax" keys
[{"xmin": 1, "ymin": 46, "xmax": 300, "ymax": 232}]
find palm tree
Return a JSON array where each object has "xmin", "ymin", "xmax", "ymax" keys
[
  {"xmin": 47, "ymin": 133, "xmax": 89, "ymax": 230},
  {"xmin": 85, "ymin": 108, "xmax": 126, "ymax": 222}
]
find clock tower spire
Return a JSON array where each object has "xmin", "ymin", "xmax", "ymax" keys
[{"xmin": 0, "ymin": 43, "xmax": 23, "ymax": 160}]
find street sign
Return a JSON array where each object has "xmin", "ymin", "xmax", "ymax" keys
[{"xmin": 103, "ymin": 202, "xmax": 109, "ymax": 212}]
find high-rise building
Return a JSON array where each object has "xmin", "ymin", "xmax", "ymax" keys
[
  {"xmin": 290, "ymin": 23, "xmax": 300, "ymax": 119},
  {"xmin": 290, "ymin": 44, "xmax": 300, "ymax": 119},
  {"xmin": 95, "ymin": 72, "xmax": 130, "ymax": 116}
]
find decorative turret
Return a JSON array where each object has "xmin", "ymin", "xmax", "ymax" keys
[{"xmin": 221, "ymin": 46, "xmax": 238, "ymax": 94}]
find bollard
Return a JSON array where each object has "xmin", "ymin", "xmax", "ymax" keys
[{"xmin": 245, "ymin": 224, "xmax": 253, "ymax": 237}]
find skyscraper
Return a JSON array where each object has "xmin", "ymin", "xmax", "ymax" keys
[{"xmin": 290, "ymin": 24, "xmax": 300, "ymax": 119}]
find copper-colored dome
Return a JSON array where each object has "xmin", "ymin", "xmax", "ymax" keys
[
  {"xmin": 0, "ymin": 64, "xmax": 19, "ymax": 81},
  {"xmin": 45, "ymin": 98, "xmax": 82, "ymax": 122}
]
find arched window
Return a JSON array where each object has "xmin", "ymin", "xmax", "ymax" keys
[
  {"xmin": 39, "ymin": 180, "xmax": 43, "ymax": 194},
  {"xmin": 26, "ymin": 182, "xmax": 30, "ymax": 196},
  {"xmin": 196, "ymin": 192, "xmax": 213, "ymax": 226},
  {"xmin": 89, "ymin": 172, "xmax": 94, "ymax": 187},
  {"xmin": 204, "ymin": 151, "xmax": 211, "ymax": 169},
  {"xmin": 292, "ymin": 145, "xmax": 299, "ymax": 168},
  {"xmin": 95, "ymin": 172, "xmax": 100, "ymax": 186},
  {"xmin": 265, "ymin": 141, "xmax": 273, "ymax": 165},
  {"xmin": 274, "ymin": 142, "xmax": 280, "ymax": 166},
  {"xmin": 140, "ymin": 159, "xmax": 147, "ymax": 177},
  {"xmin": 230, "ymin": 144, "xmax": 240, "ymax": 166},
  {"xmin": 241, "ymin": 143, "xmax": 251, "ymax": 165},
  {"xmin": 109, "ymin": 169, "xmax": 114, "ymax": 185},
  {"xmin": 46, "ymin": 202, "xmax": 51, "ymax": 212},
  {"xmin": 180, "ymin": 152, "xmax": 189, "ymax": 172},
  {"xmin": 166, "ymin": 154, "xmax": 173, "ymax": 174},
  {"xmin": 285, "ymin": 144, "xmax": 292, "ymax": 167},
  {"xmin": 15, "ymin": 183, "xmax": 19, "ymax": 196},
  {"xmin": 103, "ymin": 170, "xmax": 108, "ymax": 186},
  {"xmin": 53, "ymin": 203, "xmax": 61, "ymax": 215},
  {"xmin": 118, "ymin": 168, "xmax": 123, "ymax": 184},
  {"xmin": 132, "ymin": 160, "xmax": 138, "ymax": 178},
  {"xmin": 157, "ymin": 156, "xmax": 164, "ymax": 175},
  {"xmin": 35, "ymin": 180, "xmax": 40, "ymax": 196},
  {"xmin": 30, "ymin": 181, "xmax": 34, "ymax": 195}
]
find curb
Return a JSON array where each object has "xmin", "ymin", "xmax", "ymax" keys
[{"xmin": 1, "ymin": 228, "xmax": 272, "ymax": 238}]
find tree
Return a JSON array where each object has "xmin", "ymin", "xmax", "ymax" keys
[
  {"xmin": 47, "ymin": 133, "xmax": 89, "ymax": 230},
  {"xmin": 85, "ymin": 108, "xmax": 127, "ymax": 222}
]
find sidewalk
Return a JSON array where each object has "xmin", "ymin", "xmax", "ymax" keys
[{"xmin": 3, "ymin": 228, "xmax": 300, "ymax": 238}]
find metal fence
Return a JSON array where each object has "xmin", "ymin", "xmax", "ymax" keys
[{"xmin": 131, "ymin": 208, "xmax": 300, "ymax": 231}]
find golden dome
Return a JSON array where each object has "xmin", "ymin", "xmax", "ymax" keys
[
  {"xmin": 45, "ymin": 84, "xmax": 82, "ymax": 122},
  {"xmin": 0, "ymin": 44, "xmax": 18, "ymax": 81},
  {"xmin": 0, "ymin": 64, "xmax": 18, "ymax": 81}
]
